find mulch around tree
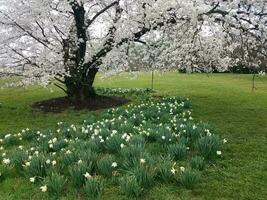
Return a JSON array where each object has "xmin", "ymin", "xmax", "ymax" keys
[{"xmin": 32, "ymin": 95, "xmax": 129, "ymax": 113}]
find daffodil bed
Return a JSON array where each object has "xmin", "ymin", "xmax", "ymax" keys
[{"xmin": 0, "ymin": 88, "xmax": 225, "ymax": 199}]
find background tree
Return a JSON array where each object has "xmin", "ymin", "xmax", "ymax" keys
[{"xmin": 0, "ymin": 0, "xmax": 266, "ymax": 102}]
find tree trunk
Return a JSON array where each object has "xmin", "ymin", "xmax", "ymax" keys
[
  {"xmin": 60, "ymin": 2, "xmax": 99, "ymax": 102},
  {"xmin": 56, "ymin": 1, "xmax": 121, "ymax": 102},
  {"xmin": 64, "ymin": 66, "xmax": 98, "ymax": 102},
  {"xmin": 62, "ymin": 18, "xmax": 99, "ymax": 101}
]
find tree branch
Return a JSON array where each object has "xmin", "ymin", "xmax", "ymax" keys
[{"xmin": 86, "ymin": 1, "xmax": 119, "ymax": 28}]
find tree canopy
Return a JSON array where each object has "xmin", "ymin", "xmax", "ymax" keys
[{"xmin": 0, "ymin": 0, "xmax": 266, "ymax": 98}]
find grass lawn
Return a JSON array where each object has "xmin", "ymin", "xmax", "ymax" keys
[{"xmin": 0, "ymin": 73, "xmax": 267, "ymax": 200}]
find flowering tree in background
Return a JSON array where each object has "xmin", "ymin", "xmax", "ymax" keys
[{"xmin": 0, "ymin": 0, "xmax": 266, "ymax": 101}]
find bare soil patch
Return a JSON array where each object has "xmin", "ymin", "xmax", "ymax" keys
[{"xmin": 32, "ymin": 95, "xmax": 129, "ymax": 113}]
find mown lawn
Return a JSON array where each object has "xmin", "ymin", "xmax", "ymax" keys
[{"xmin": 0, "ymin": 73, "xmax": 266, "ymax": 200}]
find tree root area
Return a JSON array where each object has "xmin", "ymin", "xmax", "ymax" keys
[{"xmin": 32, "ymin": 95, "xmax": 129, "ymax": 113}]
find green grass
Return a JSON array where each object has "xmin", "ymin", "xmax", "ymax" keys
[{"xmin": 0, "ymin": 73, "xmax": 267, "ymax": 200}]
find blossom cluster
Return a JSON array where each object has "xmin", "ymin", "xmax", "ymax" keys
[{"xmin": 0, "ymin": 0, "xmax": 266, "ymax": 86}]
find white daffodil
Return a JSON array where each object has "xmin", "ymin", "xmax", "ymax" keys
[
  {"xmin": 112, "ymin": 162, "xmax": 118, "ymax": 168},
  {"xmin": 52, "ymin": 160, "xmax": 57, "ymax": 166},
  {"xmin": 40, "ymin": 185, "xmax": 47, "ymax": 192},
  {"xmin": 180, "ymin": 166, "xmax": 185, "ymax": 172},
  {"xmin": 140, "ymin": 158, "xmax": 146, "ymax": 164},
  {"xmin": 30, "ymin": 177, "xmax": 35, "ymax": 183},
  {"xmin": 216, "ymin": 151, "xmax": 222, "ymax": 155},
  {"xmin": 66, "ymin": 150, "xmax": 72, "ymax": 154},
  {"xmin": 72, "ymin": 126, "xmax": 77, "ymax": 132},
  {"xmin": 94, "ymin": 129, "xmax": 99, "ymax": 135},
  {"xmin": 84, "ymin": 172, "xmax": 92, "ymax": 179},
  {"xmin": 3, "ymin": 158, "xmax": 10, "ymax": 165},
  {"xmin": 52, "ymin": 138, "xmax": 57, "ymax": 143},
  {"xmin": 223, "ymin": 139, "xmax": 227, "ymax": 144},
  {"xmin": 25, "ymin": 161, "xmax": 31, "ymax": 167},
  {"xmin": 171, "ymin": 167, "xmax": 176, "ymax": 174}
]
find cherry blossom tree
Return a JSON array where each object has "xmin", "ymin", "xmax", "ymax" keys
[{"xmin": 0, "ymin": 0, "xmax": 266, "ymax": 101}]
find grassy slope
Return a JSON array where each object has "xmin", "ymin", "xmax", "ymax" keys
[{"xmin": 0, "ymin": 73, "xmax": 266, "ymax": 200}]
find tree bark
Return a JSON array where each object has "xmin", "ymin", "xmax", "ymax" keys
[
  {"xmin": 58, "ymin": 1, "xmax": 122, "ymax": 102},
  {"xmin": 64, "ymin": 67, "xmax": 98, "ymax": 102},
  {"xmin": 60, "ymin": 1, "xmax": 98, "ymax": 102}
]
